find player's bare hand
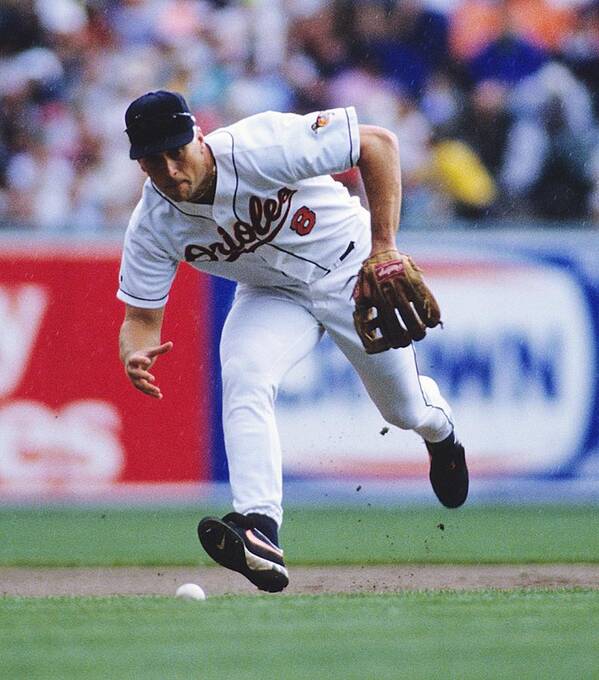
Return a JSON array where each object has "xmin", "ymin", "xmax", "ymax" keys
[{"xmin": 124, "ymin": 341, "xmax": 173, "ymax": 399}]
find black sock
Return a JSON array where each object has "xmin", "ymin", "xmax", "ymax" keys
[
  {"xmin": 247, "ymin": 513, "xmax": 279, "ymax": 547},
  {"xmin": 426, "ymin": 430, "xmax": 455, "ymax": 452}
]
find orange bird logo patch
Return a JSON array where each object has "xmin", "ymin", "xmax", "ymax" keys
[{"xmin": 311, "ymin": 112, "xmax": 331, "ymax": 132}]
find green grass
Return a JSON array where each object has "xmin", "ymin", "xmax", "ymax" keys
[
  {"xmin": 1, "ymin": 590, "xmax": 598, "ymax": 680},
  {"xmin": 0, "ymin": 506, "xmax": 598, "ymax": 566},
  {"xmin": 2, "ymin": 507, "xmax": 598, "ymax": 679}
]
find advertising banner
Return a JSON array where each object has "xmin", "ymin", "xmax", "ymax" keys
[
  {"xmin": 2, "ymin": 230, "xmax": 598, "ymax": 497},
  {"xmin": 0, "ymin": 244, "xmax": 212, "ymax": 497},
  {"xmin": 275, "ymin": 238, "xmax": 599, "ymax": 479}
]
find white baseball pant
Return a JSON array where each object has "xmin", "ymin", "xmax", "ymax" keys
[{"xmin": 219, "ymin": 251, "xmax": 454, "ymax": 527}]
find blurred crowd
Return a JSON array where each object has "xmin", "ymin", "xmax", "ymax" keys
[{"xmin": 1, "ymin": 0, "xmax": 599, "ymax": 232}]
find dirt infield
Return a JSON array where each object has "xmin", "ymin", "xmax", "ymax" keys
[{"xmin": 1, "ymin": 564, "xmax": 598, "ymax": 597}]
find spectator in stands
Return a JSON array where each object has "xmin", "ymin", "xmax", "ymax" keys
[
  {"xmin": 502, "ymin": 62, "xmax": 599, "ymax": 219},
  {"xmin": 341, "ymin": 0, "xmax": 450, "ymax": 99},
  {"xmin": 528, "ymin": 96, "xmax": 595, "ymax": 219},
  {"xmin": 0, "ymin": 0, "xmax": 598, "ymax": 230},
  {"xmin": 561, "ymin": 1, "xmax": 599, "ymax": 117},
  {"xmin": 468, "ymin": 6, "xmax": 548, "ymax": 85}
]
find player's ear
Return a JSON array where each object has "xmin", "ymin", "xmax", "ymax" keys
[{"xmin": 137, "ymin": 159, "xmax": 148, "ymax": 174}]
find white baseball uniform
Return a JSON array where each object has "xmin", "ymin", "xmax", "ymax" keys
[{"xmin": 118, "ymin": 107, "xmax": 454, "ymax": 525}]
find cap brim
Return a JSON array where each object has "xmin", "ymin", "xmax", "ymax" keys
[{"xmin": 129, "ymin": 128, "xmax": 195, "ymax": 160}]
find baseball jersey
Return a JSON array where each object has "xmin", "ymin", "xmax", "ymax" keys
[{"xmin": 117, "ymin": 106, "xmax": 369, "ymax": 309}]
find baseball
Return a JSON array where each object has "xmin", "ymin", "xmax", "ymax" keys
[{"xmin": 175, "ymin": 583, "xmax": 206, "ymax": 601}]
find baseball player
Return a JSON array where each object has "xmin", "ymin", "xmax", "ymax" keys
[{"xmin": 118, "ymin": 90, "xmax": 468, "ymax": 593}]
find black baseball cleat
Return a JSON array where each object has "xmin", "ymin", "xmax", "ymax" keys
[
  {"xmin": 426, "ymin": 432, "xmax": 469, "ymax": 508},
  {"xmin": 197, "ymin": 512, "xmax": 289, "ymax": 593}
]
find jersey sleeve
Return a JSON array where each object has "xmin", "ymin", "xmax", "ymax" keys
[
  {"xmin": 117, "ymin": 225, "xmax": 178, "ymax": 309},
  {"xmin": 233, "ymin": 106, "xmax": 360, "ymax": 185}
]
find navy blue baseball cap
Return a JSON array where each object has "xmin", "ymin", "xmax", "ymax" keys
[{"xmin": 125, "ymin": 90, "xmax": 196, "ymax": 160}]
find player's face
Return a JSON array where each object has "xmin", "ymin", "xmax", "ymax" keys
[{"xmin": 138, "ymin": 132, "xmax": 211, "ymax": 202}]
